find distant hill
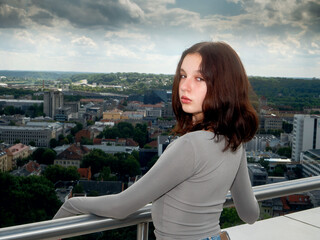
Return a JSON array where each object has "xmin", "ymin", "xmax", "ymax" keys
[
  {"xmin": 0, "ymin": 70, "xmax": 83, "ymax": 80},
  {"xmin": 1, "ymin": 71, "xmax": 319, "ymax": 111}
]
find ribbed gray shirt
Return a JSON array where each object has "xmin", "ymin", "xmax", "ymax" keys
[{"xmin": 53, "ymin": 131, "xmax": 259, "ymax": 239}]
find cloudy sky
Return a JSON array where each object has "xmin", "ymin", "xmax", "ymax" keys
[{"xmin": 0, "ymin": 0, "xmax": 319, "ymax": 78}]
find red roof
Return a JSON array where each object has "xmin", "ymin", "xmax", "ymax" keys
[
  {"xmin": 25, "ymin": 161, "xmax": 40, "ymax": 173},
  {"xmin": 78, "ymin": 167, "xmax": 92, "ymax": 180},
  {"xmin": 281, "ymin": 197, "xmax": 290, "ymax": 210},
  {"xmin": 126, "ymin": 138, "xmax": 139, "ymax": 147},
  {"xmin": 287, "ymin": 195, "xmax": 310, "ymax": 204},
  {"xmin": 93, "ymin": 138, "xmax": 102, "ymax": 145},
  {"xmin": 57, "ymin": 144, "xmax": 90, "ymax": 160},
  {"xmin": 75, "ymin": 130, "xmax": 92, "ymax": 143},
  {"xmin": 147, "ymin": 140, "xmax": 158, "ymax": 148}
]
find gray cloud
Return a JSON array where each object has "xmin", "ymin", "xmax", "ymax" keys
[
  {"xmin": 0, "ymin": 2, "xmax": 27, "ymax": 28},
  {"xmin": 29, "ymin": 10, "xmax": 54, "ymax": 27},
  {"xmin": 30, "ymin": 0, "xmax": 144, "ymax": 29},
  {"xmin": 292, "ymin": 1, "xmax": 320, "ymax": 33}
]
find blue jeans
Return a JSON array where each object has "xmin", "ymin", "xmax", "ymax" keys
[
  {"xmin": 201, "ymin": 236, "xmax": 221, "ymax": 240},
  {"xmin": 201, "ymin": 231, "xmax": 230, "ymax": 240}
]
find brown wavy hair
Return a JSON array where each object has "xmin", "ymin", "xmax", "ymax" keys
[{"xmin": 172, "ymin": 41, "xmax": 258, "ymax": 151}]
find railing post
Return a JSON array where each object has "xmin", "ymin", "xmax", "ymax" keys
[{"xmin": 137, "ymin": 222, "xmax": 149, "ymax": 240}]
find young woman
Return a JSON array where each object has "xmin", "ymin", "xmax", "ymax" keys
[{"xmin": 53, "ymin": 41, "xmax": 260, "ymax": 240}]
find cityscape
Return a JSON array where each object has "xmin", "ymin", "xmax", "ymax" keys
[
  {"xmin": 0, "ymin": 71, "xmax": 320, "ymax": 239},
  {"xmin": 0, "ymin": 0, "xmax": 320, "ymax": 239}
]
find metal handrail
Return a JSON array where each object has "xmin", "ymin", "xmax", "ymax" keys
[{"xmin": 1, "ymin": 175, "xmax": 320, "ymax": 240}]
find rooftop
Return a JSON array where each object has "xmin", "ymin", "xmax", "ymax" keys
[
  {"xmin": 247, "ymin": 163, "xmax": 267, "ymax": 174},
  {"xmin": 0, "ymin": 99, "xmax": 43, "ymax": 103},
  {"xmin": 307, "ymin": 149, "xmax": 320, "ymax": 158}
]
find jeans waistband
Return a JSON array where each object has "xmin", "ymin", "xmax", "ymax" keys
[{"xmin": 201, "ymin": 231, "xmax": 230, "ymax": 240}]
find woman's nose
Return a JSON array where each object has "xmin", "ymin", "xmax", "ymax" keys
[{"xmin": 180, "ymin": 77, "xmax": 192, "ymax": 91}]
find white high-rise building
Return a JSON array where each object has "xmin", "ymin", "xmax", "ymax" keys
[
  {"xmin": 292, "ymin": 114, "xmax": 320, "ymax": 162},
  {"xmin": 300, "ymin": 149, "xmax": 320, "ymax": 177}
]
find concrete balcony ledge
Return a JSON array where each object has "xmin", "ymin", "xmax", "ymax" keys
[{"xmin": 225, "ymin": 207, "xmax": 320, "ymax": 240}]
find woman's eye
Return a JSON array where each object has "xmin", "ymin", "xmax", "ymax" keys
[
  {"xmin": 196, "ymin": 77, "xmax": 204, "ymax": 81},
  {"xmin": 180, "ymin": 75, "xmax": 186, "ymax": 79}
]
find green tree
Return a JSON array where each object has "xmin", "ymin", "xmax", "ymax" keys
[
  {"xmin": 87, "ymin": 120, "xmax": 94, "ymax": 126},
  {"xmin": 147, "ymin": 155, "xmax": 159, "ymax": 170},
  {"xmin": 43, "ymin": 149, "xmax": 57, "ymax": 164},
  {"xmin": 61, "ymin": 137, "xmax": 69, "ymax": 145},
  {"xmin": 71, "ymin": 122, "xmax": 83, "ymax": 136},
  {"xmin": 272, "ymin": 164, "xmax": 287, "ymax": 177},
  {"xmin": 131, "ymin": 150, "xmax": 139, "ymax": 162},
  {"xmin": 220, "ymin": 207, "xmax": 243, "ymax": 229},
  {"xmin": 33, "ymin": 148, "xmax": 56, "ymax": 165},
  {"xmin": 72, "ymin": 184, "xmax": 84, "ymax": 194},
  {"xmin": 114, "ymin": 153, "xmax": 141, "ymax": 180},
  {"xmin": 58, "ymin": 134, "xmax": 65, "ymax": 145},
  {"xmin": 67, "ymin": 134, "xmax": 74, "ymax": 144},
  {"xmin": 133, "ymin": 128, "xmax": 146, "ymax": 148},
  {"xmin": 98, "ymin": 166, "xmax": 117, "ymax": 181},
  {"xmin": 259, "ymin": 159, "xmax": 270, "ymax": 172},
  {"xmin": 4, "ymin": 106, "xmax": 15, "ymax": 115},
  {"xmin": 32, "ymin": 147, "xmax": 45, "ymax": 161},
  {"xmin": 0, "ymin": 172, "xmax": 61, "ymax": 227},
  {"xmin": 43, "ymin": 165, "xmax": 80, "ymax": 184},
  {"xmin": 103, "ymin": 127, "xmax": 120, "ymax": 139},
  {"xmin": 123, "ymin": 155, "xmax": 141, "ymax": 177},
  {"xmin": 117, "ymin": 122, "xmax": 134, "ymax": 138},
  {"xmin": 80, "ymin": 137, "xmax": 93, "ymax": 145},
  {"xmin": 81, "ymin": 149, "xmax": 117, "ymax": 176},
  {"xmin": 49, "ymin": 138, "xmax": 58, "ymax": 148},
  {"xmin": 29, "ymin": 141, "xmax": 36, "ymax": 146},
  {"xmin": 276, "ymin": 147, "xmax": 292, "ymax": 158}
]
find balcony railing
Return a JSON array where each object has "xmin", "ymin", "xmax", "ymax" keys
[{"xmin": 1, "ymin": 175, "xmax": 320, "ymax": 240}]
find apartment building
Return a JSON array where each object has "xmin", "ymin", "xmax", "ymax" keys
[
  {"xmin": 43, "ymin": 91, "xmax": 64, "ymax": 118},
  {"xmin": 0, "ymin": 151, "xmax": 8, "ymax": 172},
  {"xmin": 260, "ymin": 115, "xmax": 283, "ymax": 131},
  {"xmin": 300, "ymin": 149, "xmax": 320, "ymax": 177},
  {"xmin": 247, "ymin": 163, "xmax": 268, "ymax": 186},
  {"xmin": 54, "ymin": 144, "xmax": 90, "ymax": 168},
  {"xmin": 0, "ymin": 125, "xmax": 58, "ymax": 147},
  {"xmin": 5, "ymin": 143, "xmax": 30, "ymax": 170},
  {"xmin": 292, "ymin": 115, "xmax": 320, "ymax": 162}
]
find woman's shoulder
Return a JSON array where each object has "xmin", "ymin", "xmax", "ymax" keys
[
  {"xmin": 170, "ymin": 131, "xmax": 217, "ymax": 150},
  {"xmin": 181, "ymin": 130, "xmax": 216, "ymax": 143},
  {"xmin": 179, "ymin": 131, "xmax": 243, "ymax": 154}
]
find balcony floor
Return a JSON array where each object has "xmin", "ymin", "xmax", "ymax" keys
[{"xmin": 225, "ymin": 207, "xmax": 320, "ymax": 239}]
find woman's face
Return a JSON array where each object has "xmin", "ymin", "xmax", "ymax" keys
[{"xmin": 179, "ymin": 53, "xmax": 207, "ymax": 122}]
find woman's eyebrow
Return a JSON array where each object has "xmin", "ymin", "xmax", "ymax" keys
[{"xmin": 180, "ymin": 68, "xmax": 202, "ymax": 75}]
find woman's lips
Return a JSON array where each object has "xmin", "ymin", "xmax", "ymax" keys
[{"xmin": 181, "ymin": 96, "xmax": 192, "ymax": 104}]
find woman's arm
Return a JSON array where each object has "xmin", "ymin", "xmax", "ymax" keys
[
  {"xmin": 53, "ymin": 137, "xmax": 196, "ymax": 219},
  {"xmin": 230, "ymin": 148, "xmax": 260, "ymax": 224}
]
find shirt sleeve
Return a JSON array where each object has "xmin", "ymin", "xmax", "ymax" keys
[
  {"xmin": 230, "ymin": 148, "xmax": 260, "ymax": 224},
  {"xmin": 53, "ymin": 137, "xmax": 196, "ymax": 220}
]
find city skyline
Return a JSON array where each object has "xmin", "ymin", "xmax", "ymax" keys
[{"xmin": 0, "ymin": 0, "xmax": 319, "ymax": 78}]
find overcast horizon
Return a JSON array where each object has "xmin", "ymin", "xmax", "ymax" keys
[{"xmin": 0, "ymin": 0, "xmax": 319, "ymax": 78}]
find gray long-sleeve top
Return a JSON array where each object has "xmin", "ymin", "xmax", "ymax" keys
[{"xmin": 53, "ymin": 131, "xmax": 259, "ymax": 239}]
